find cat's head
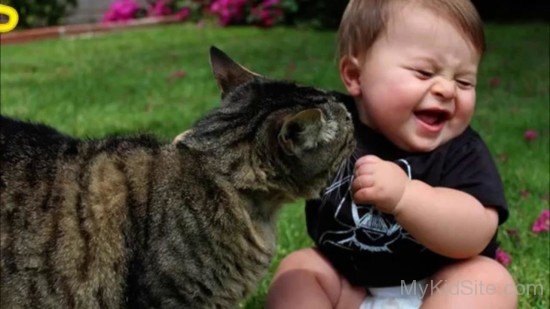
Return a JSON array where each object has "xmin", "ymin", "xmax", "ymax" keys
[{"xmin": 175, "ymin": 47, "xmax": 355, "ymax": 200}]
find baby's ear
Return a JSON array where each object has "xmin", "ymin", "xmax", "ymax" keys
[
  {"xmin": 209, "ymin": 46, "xmax": 261, "ymax": 99},
  {"xmin": 278, "ymin": 108, "xmax": 327, "ymax": 156},
  {"xmin": 339, "ymin": 56, "xmax": 362, "ymax": 97}
]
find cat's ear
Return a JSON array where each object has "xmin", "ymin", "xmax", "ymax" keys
[
  {"xmin": 173, "ymin": 128, "xmax": 204, "ymax": 152},
  {"xmin": 278, "ymin": 108, "xmax": 327, "ymax": 156},
  {"xmin": 210, "ymin": 46, "xmax": 260, "ymax": 98},
  {"xmin": 172, "ymin": 129, "xmax": 192, "ymax": 145}
]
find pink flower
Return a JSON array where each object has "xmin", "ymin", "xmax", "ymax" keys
[
  {"xmin": 148, "ymin": 0, "xmax": 173, "ymax": 17},
  {"xmin": 210, "ymin": 0, "xmax": 247, "ymax": 26},
  {"xmin": 495, "ymin": 248, "xmax": 511, "ymax": 267},
  {"xmin": 532, "ymin": 209, "xmax": 550, "ymax": 233},
  {"xmin": 103, "ymin": 11, "xmax": 118, "ymax": 23},
  {"xmin": 263, "ymin": 0, "xmax": 280, "ymax": 6},
  {"xmin": 524, "ymin": 130, "xmax": 539, "ymax": 141},
  {"xmin": 175, "ymin": 7, "xmax": 191, "ymax": 21},
  {"xmin": 250, "ymin": 0, "xmax": 283, "ymax": 27},
  {"xmin": 103, "ymin": 0, "xmax": 140, "ymax": 23}
]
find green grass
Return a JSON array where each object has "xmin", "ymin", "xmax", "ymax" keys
[{"xmin": 1, "ymin": 23, "xmax": 548, "ymax": 308}]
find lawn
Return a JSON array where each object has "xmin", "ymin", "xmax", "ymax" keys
[{"xmin": 1, "ymin": 23, "xmax": 549, "ymax": 308}]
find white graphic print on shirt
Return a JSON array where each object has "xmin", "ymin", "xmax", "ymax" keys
[{"xmin": 318, "ymin": 159, "xmax": 422, "ymax": 253}]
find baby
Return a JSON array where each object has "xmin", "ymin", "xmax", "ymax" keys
[{"xmin": 267, "ymin": 0, "xmax": 517, "ymax": 308}]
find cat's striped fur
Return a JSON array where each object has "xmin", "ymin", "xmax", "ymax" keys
[{"xmin": 0, "ymin": 47, "xmax": 355, "ymax": 308}]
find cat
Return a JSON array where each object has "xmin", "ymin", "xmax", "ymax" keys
[{"xmin": 0, "ymin": 47, "xmax": 355, "ymax": 308}]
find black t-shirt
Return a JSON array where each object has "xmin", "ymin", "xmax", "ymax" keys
[{"xmin": 306, "ymin": 95, "xmax": 508, "ymax": 287}]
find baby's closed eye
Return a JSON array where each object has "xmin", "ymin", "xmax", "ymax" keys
[
  {"xmin": 409, "ymin": 67, "xmax": 434, "ymax": 79},
  {"xmin": 455, "ymin": 79, "xmax": 474, "ymax": 88}
]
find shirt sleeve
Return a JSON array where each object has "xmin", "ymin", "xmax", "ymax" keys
[{"xmin": 440, "ymin": 129, "xmax": 509, "ymax": 224}]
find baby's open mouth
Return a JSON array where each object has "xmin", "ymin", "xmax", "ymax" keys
[{"xmin": 414, "ymin": 109, "xmax": 451, "ymax": 126}]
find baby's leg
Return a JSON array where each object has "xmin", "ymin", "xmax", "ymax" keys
[
  {"xmin": 267, "ymin": 248, "xmax": 366, "ymax": 309},
  {"xmin": 422, "ymin": 256, "xmax": 517, "ymax": 308}
]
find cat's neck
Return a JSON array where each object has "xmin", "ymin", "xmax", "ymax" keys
[
  {"xmin": 122, "ymin": 145, "xmax": 277, "ymax": 305},
  {"xmin": 171, "ymin": 143, "xmax": 281, "ymax": 252},
  {"xmin": 180, "ymin": 143, "xmax": 289, "ymax": 220}
]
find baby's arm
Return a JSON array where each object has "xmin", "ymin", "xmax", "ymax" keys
[{"xmin": 352, "ymin": 155, "xmax": 498, "ymax": 259}]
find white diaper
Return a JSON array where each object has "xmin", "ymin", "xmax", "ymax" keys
[{"xmin": 360, "ymin": 279, "xmax": 428, "ymax": 309}]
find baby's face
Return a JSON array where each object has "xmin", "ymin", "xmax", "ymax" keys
[{"xmin": 348, "ymin": 5, "xmax": 480, "ymax": 152}]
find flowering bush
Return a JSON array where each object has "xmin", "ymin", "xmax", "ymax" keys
[
  {"xmin": 249, "ymin": 0, "xmax": 284, "ymax": 27},
  {"xmin": 209, "ymin": 0, "xmax": 247, "ymax": 25},
  {"xmin": 148, "ymin": 0, "xmax": 192, "ymax": 20},
  {"xmin": 148, "ymin": 0, "xmax": 173, "ymax": 17},
  {"xmin": 103, "ymin": 0, "xmax": 193, "ymax": 23},
  {"xmin": 209, "ymin": 0, "xmax": 289, "ymax": 27},
  {"xmin": 103, "ymin": 0, "xmax": 141, "ymax": 23},
  {"xmin": 103, "ymin": 0, "xmax": 298, "ymax": 27}
]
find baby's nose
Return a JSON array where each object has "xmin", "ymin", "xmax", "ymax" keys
[{"xmin": 430, "ymin": 78, "xmax": 456, "ymax": 102}]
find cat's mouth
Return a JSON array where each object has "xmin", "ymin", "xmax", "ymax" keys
[{"xmin": 329, "ymin": 130, "xmax": 355, "ymax": 173}]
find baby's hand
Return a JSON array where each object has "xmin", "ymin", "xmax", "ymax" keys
[{"xmin": 351, "ymin": 155, "xmax": 410, "ymax": 214}]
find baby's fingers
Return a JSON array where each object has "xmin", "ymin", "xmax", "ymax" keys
[
  {"xmin": 354, "ymin": 161, "xmax": 376, "ymax": 178},
  {"xmin": 355, "ymin": 155, "xmax": 382, "ymax": 169},
  {"xmin": 352, "ymin": 186, "xmax": 376, "ymax": 204},
  {"xmin": 351, "ymin": 175, "xmax": 374, "ymax": 193}
]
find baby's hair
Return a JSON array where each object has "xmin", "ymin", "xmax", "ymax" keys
[{"xmin": 337, "ymin": 0, "xmax": 485, "ymax": 62}]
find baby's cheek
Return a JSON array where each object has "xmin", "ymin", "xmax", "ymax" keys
[
  {"xmin": 390, "ymin": 74, "xmax": 418, "ymax": 98},
  {"xmin": 381, "ymin": 87, "xmax": 416, "ymax": 115},
  {"xmin": 372, "ymin": 80, "xmax": 410, "ymax": 107},
  {"xmin": 455, "ymin": 92, "xmax": 476, "ymax": 122}
]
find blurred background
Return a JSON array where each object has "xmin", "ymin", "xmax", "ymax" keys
[
  {"xmin": 1, "ymin": 0, "xmax": 548, "ymax": 308},
  {"xmin": 3, "ymin": 0, "xmax": 549, "ymax": 30}
]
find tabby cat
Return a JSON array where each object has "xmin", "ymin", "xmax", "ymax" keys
[{"xmin": 0, "ymin": 47, "xmax": 355, "ymax": 308}]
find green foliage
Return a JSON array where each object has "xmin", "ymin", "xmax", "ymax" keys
[
  {"xmin": 169, "ymin": 0, "xmax": 213, "ymax": 22},
  {"xmin": 6, "ymin": 0, "xmax": 77, "ymax": 29},
  {"xmin": 284, "ymin": 0, "xmax": 347, "ymax": 29}
]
